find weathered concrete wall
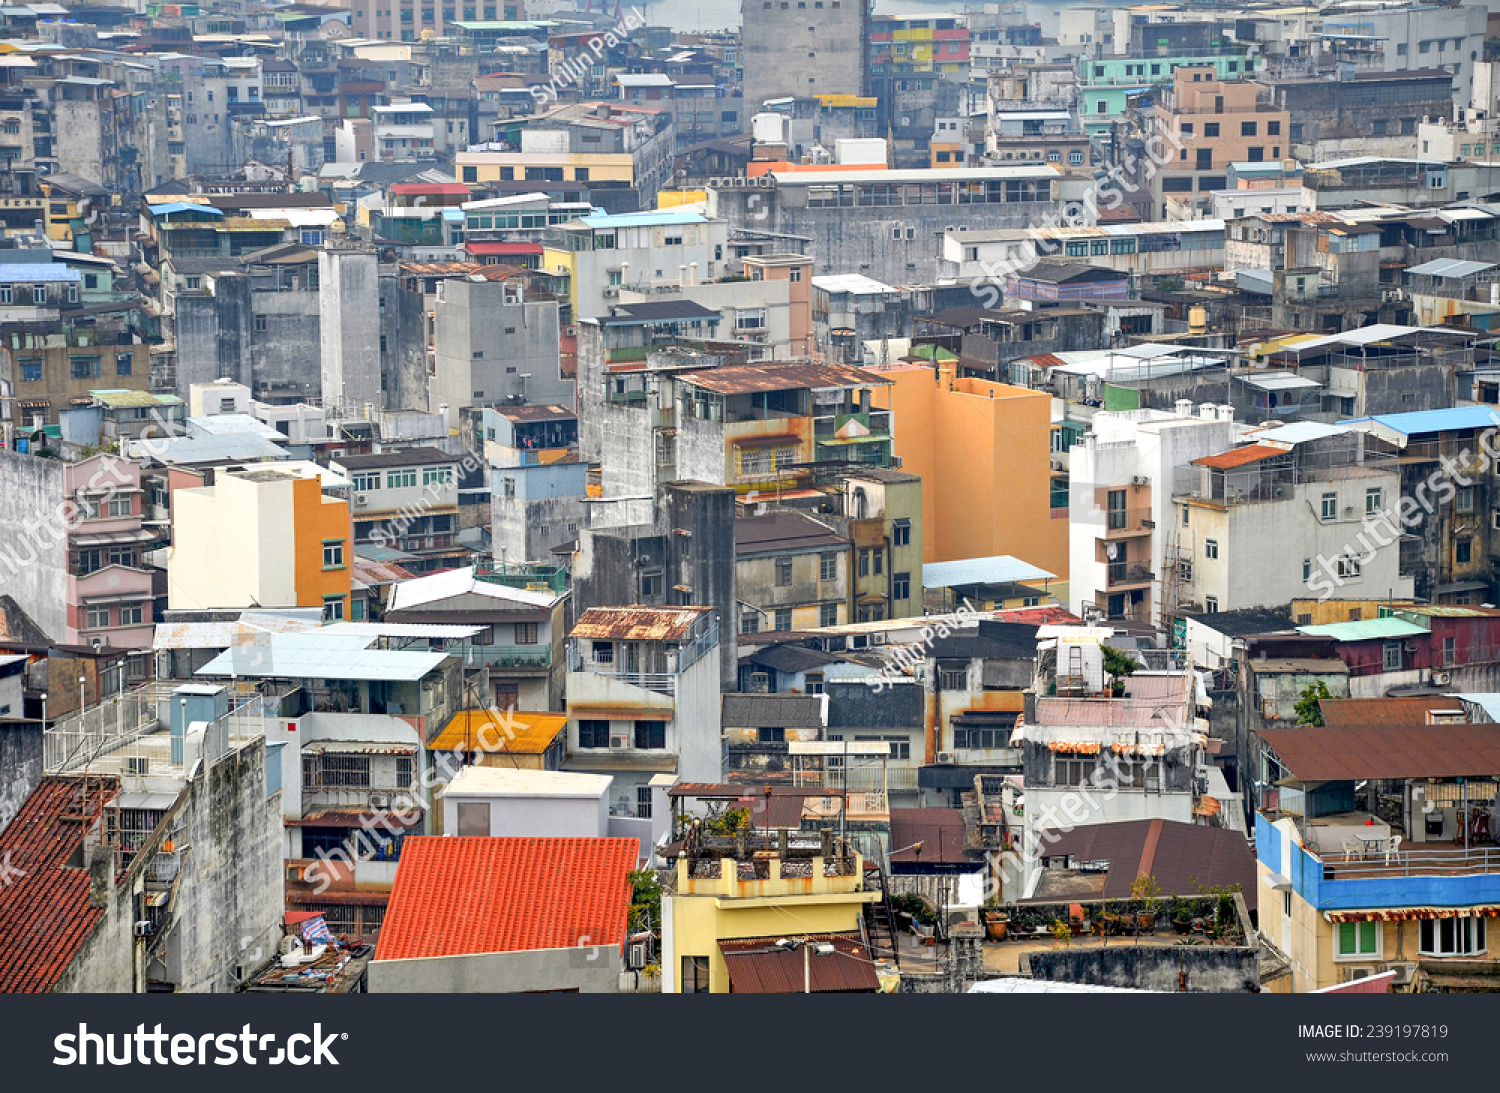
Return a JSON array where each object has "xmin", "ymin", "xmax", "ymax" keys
[
  {"xmin": 368, "ymin": 944, "xmax": 620, "ymax": 992},
  {"xmin": 1025, "ymin": 943, "xmax": 1260, "ymax": 992},
  {"xmin": 249, "ymin": 288, "xmax": 322, "ymax": 400},
  {"xmin": 0, "ymin": 724, "xmax": 43, "ymax": 834},
  {"xmin": 320, "ymin": 249, "xmax": 382, "ymax": 415},
  {"xmin": 53, "ymin": 844, "xmax": 136, "ymax": 994},
  {"xmin": 168, "ymin": 737, "xmax": 284, "ymax": 992},
  {"xmin": 0, "ymin": 449, "xmax": 67, "ymax": 641},
  {"xmin": 665, "ymin": 483, "xmax": 737, "ymax": 687},
  {"xmin": 385, "ymin": 269, "xmax": 430, "ymax": 412}
]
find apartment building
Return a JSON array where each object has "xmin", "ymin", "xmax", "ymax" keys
[
  {"xmin": 543, "ymin": 205, "xmax": 730, "ymax": 321},
  {"xmin": 736, "ymin": 511, "xmax": 850, "ymax": 634},
  {"xmin": 741, "ymin": 0, "xmax": 869, "ymax": 110},
  {"xmin": 1079, "ymin": 51, "xmax": 1257, "ymax": 136},
  {"xmin": 564, "ymin": 606, "xmax": 723, "ymax": 816},
  {"xmin": 331, "ymin": 448, "xmax": 465, "ymax": 573},
  {"xmin": 1068, "ymin": 402, "xmax": 1240, "ymax": 628},
  {"xmin": 1256, "ymin": 725, "xmax": 1500, "ymax": 992},
  {"xmin": 871, "ymin": 364, "xmax": 1066, "ymax": 576},
  {"xmin": 1173, "ymin": 426, "xmax": 1413, "ymax": 616},
  {"xmin": 1148, "ymin": 67, "xmax": 1292, "ymax": 220},
  {"xmin": 843, "ymin": 467, "xmax": 923, "ymax": 621},
  {"xmin": 168, "ymin": 463, "xmax": 353, "ymax": 621}
]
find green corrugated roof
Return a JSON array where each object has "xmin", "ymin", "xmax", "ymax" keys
[
  {"xmin": 1297, "ymin": 618, "xmax": 1428, "ymax": 642},
  {"xmin": 89, "ymin": 389, "xmax": 184, "ymax": 408}
]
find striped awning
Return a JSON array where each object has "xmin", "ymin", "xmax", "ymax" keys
[{"xmin": 1327, "ymin": 906, "xmax": 1500, "ymax": 924}]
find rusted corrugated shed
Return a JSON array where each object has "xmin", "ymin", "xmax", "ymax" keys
[
  {"xmin": 570, "ymin": 606, "xmax": 710, "ymax": 642},
  {"xmin": 719, "ymin": 934, "xmax": 879, "ymax": 992},
  {"xmin": 1319, "ymin": 696, "xmax": 1465, "ymax": 728},
  {"xmin": 1258, "ymin": 724, "xmax": 1500, "ymax": 781}
]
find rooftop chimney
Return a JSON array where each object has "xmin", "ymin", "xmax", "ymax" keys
[
  {"xmin": 1216, "ymin": 404, "xmax": 1234, "ymax": 422},
  {"xmin": 1175, "ymin": 398, "xmax": 1193, "ymax": 418},
  {"xmin": 1199, "ymin": 402, "xmax": 1216, "ymax": 420}
]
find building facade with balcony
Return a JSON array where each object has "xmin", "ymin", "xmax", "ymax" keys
[
  {"xmin": 564, "ymin": 606, "xmax": 723, "ymax": 820},
  {"xmin": 736, "ymin": 511, "xmax": 851, "ymax": 635},
  {"xmin": 385, "ymin": 563, "xmax": 569, "ymax": 711},
  {"xmin": 1068, "ymin": 402, "xmax": 1240, "ymax": 628},
  {"xmin": 331, "ymin": 447, "xmax": 465, "ymax": 573},
  {"xmin": 1173, "ymin": 425, "xmax": 1412, "ymax": 616},
  {"xmin": 1255, "ymin": 724, "xmax": 1500, "ymax": 993}
]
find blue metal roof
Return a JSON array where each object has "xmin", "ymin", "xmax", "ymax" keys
[
  {"xmin": 579, "ymin": 207, "xmax": 707, "ymax": 230},
  {"xmin": 0, "ymin": 263, "xmax": 80, "ymax": 282},
  {"xmin": 1344, "ymin": 405, "xmax": 1500, "ymax": 437},
  {"xmin": 147, "ymin": 202, "xmax": 224, "ymax": 217}
]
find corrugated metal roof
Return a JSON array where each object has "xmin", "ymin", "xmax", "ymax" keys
[
  {"xmin": 0, "ymin": 263, "xmax": 81, "ymax": 282},
  {"xmin": 388, "ymin": 566, "xmax": 561, "ymax": 611},
  {"xmin": 571, "ymin": 606, "xmax": 710, "ymax": 641},
  {"xmin": 1029, "ymin": 817, "xmax": 1258, "ymax": 909},
  {"xmin": 719, "ymin": 934, "xmax": 880, "ymax": 992},
  {"xmin": 1344, "ymin": 405, "xmax": 1500, "ymax": 440},
  {"xmin": 1320, "ymin": 696, "xmax": 1464, "ymax": 728},
  {"xmin": 1258, "ymin": 724, "xmax": 1500, "ymax": 781},
  {"xmin": 0, "ymin": 777, "xmax": 117, "ymax": 993},
  {"xmin": 678, "ymin": 360, "xmax": 889, "ymax": 395},
  {"xmin": 1297, "ymin": 618, "xmax": 1428, "ymax": 642},
  {"xmin": 1407, "ymin": 258, "xmax": 1497, "ymax": 278},
  {"xmin": 373, "ymin": 837, "xmax": 636, "ymax": 961},
  {"xmin": 152, "ymin": 610, "xmax": 323, "ymax": 650},
  {"xmin": 923, "ymin": 554, "xmax": 1054, "ymax": 589},
  {"xmin": 427, "ymin": 710, "xmax": 568, "ymax": 753},
  {"xmin": 889, "ymin": 808, "xmax": 969, "ymax": 865},
  {"xmin": 1192, "ymin": 443, "xmax": 1287, "ymax": 469},
  {"xmin": 196, "ymin": 632, "xmax": 450, "ymax": 682}
]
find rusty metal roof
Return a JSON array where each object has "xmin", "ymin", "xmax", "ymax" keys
[
  {"xmin": 1258, "ymin": 725, "xmax": 1500, "ymax": 782},
  {"xmin": 1192, "ymin": 443, "xmax": 1288, "ymax": 469},
  {"xmin": 570, "ymin": 606, "xmax": 710, "ymax": 642},
  {"xmin": 497, "ymin": 404, "xmax": 576, "ymax": 422},
  {"xmin": 718, "ymin": 933, "xmax": 880, "ymax": 993},
  {"xmin": 677, "ymin": 361, "xmax": 891, "ymax": 395},
  {"xmin": 1319, "ymin": 696, "xmax": 1464, "ymax": 728},
  {"xmin": 889, "ymin": 808, "xmax": 970, "ymax": 865}
]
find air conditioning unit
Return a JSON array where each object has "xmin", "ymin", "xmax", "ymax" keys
[
  {"xmin": 353, "ymin": 493, "xmax": 369, "ymax": 507},
  {"xmin": 937, "ymin": 751, "xmax": 956, "ymax": 764},
  {"xmin": 628, "ymin": 941, "xmax": 648, "ymax": 969},
  {"xmin": 1050, "ymin": 458, "xmax": 1064, "ymax": 471},
  {"xmin": 369, "ymin": 792, "xmax": 390, "ymax": 809},
  {"xmin": 1386, "ymin": 962, "xmax": 1417, "ymax": 986},
  {"xmin": 602, "ymin": 287, "xmax": 618, "ymax": 298},
  {"xmin": 1431, "ymin": 670, "xmax": 1451, "ymax": 686},
  {"xmin": 565, "ymin": 326, "xmax": 577, "ymax": 337},
  {"xmin": 1132, "ymin": 475, "xmax": 1150, "ymax": 486},
  {"xmin": 610, "ymin": 734, "xmax": 629, "ymax": 749},
  {"xmin": 135, "ymin": 920, "xmax": 154, "ymax": 937},
  {"xmin": 1341, "ymin": 965, "xmax": 1376, "ymax": 983},
  {"xmin": 287, "ymin": 864, "xmax": 306, "ymax": 882}
]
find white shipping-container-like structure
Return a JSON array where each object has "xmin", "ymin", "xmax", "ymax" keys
[{"xmin": 835, "ymin": 137, "xmax": 887, "ymax": 165}]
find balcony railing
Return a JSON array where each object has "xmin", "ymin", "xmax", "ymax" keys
[
  {"xmin": 1104, "ymin": 506, "xmax": 1153, "ymax": 537},
  {"xmin": 1107, "ymin": 562, "xmax": 1154, "ymax": 587},
  {"xmin": 464, "ymin": 643, "xmax": 551, "ymax": 669},
  {"xmin": 1319, "ymin": 845, "xmax": 1500, "ymax": 881}
]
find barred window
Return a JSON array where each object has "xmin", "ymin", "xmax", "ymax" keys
[{"xmin": 315, "ymin": 754, "xmax": 371, "ymax": 787}]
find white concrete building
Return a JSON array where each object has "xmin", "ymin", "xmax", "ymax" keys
[
  {"xmin": 442, "ymin": 766, "xmax": 612, "ymax": 839},
  {"xmin": 1068, "ymin": 401, "xmax": 1242, "ymax": 627},
  {"xmin": 564, "ymin": 607, "xmax": 722, "ymax": 818},
  {"xmin": 1173, "ymin": 422, "xmax": 1415, "ymax": 615}
]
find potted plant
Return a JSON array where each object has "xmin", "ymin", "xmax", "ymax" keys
[
  {"xmin": 1049, "ymin": 919, "xmax": 1072, "ymax": 948},
  {"xmin": 1129, "ymin": 874, "xmax": 1161, "ymax": 933},
  {"xmin": 1171, "ymin": 897, "xmax": 1194, "ymax": 935},
  {"xmin": 1102, "ymin": 645, "xmax": 1140, "ymax": 698},
  {"xmin": 982, "ymin": 896, "xmax": 1008, "ymax": 942}
]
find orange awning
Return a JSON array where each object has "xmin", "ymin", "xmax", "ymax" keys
[{"xmin": 569, "ymin": 706, "xmax": 671, "ymax": 721}]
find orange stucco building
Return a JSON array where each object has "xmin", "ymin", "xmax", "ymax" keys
[{"xmin": 871, "ymin": 364, "xmax": 1068, "ymax": 578}]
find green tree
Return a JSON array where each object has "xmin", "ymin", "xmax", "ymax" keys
[
  {"xmin": 1102, "ymin": 645, "xmax": 1140, "ymax": 692},
  {"xmin": 1294, "ymin": 679, "xmax": 1332, "ymax": 726}
]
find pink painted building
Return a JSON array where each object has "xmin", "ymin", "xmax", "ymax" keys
[{"xmin": 63, "ymin": 454, "xmax": 155, "ymax": 650}]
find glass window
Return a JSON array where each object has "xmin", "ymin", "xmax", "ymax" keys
[
  {"xmin": 1420, "ymin": 916, "xmax": 1485, "ymax": 956},
  {"xmin": 634, "ymin": 720, "xmax": 665, "ymax": 749},
  {"xmin": 323, "ymin": 540, "xmax": 345, "ymax": 568},
  {"xmin": 1321, "ymin": 492, "xmax": 1338, "ymax": 520},
  {"xmin": 578, "ymin": 719, "xmax": 610, "ymax": 748}
]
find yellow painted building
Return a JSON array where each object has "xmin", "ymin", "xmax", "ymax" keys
[
  {"xmin": 661, "ymin": 846, "xmax": 884, "ymax": 993},
  {"xmin": 657, "ymin": 189, "xmax": 708, "ymax": 208},
  {"xmin": 871, "ymin": 364, "xmax": 1068, "ymax": 577},
  {"xmin": 455, "ymin": 150, "xmax": 637, "ymax": 187}
]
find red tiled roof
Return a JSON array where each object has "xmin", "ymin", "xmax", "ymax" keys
[
  {"xmin": 1192, "ymin": 443, "xmax": 1285, "ymax": 469},
  {"xmin": 373, "ymin": 837, "xmax": 637, "ymax": 961},
  {"xmin": 0, "ymin": 776, "xmax": 118, "ymax": 993},
  {"xmin": 392, "ymin": 182, "xmax": 471, "ymax": 196}
]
